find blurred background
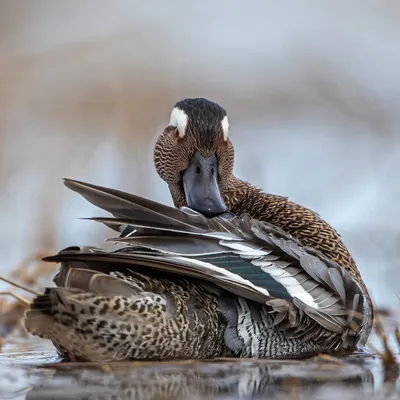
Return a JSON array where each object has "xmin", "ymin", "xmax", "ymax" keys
[{"xmin": 0, "ymin": 0, "xmax": 399, "ymax": 307}]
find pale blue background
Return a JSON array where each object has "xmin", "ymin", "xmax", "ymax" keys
[{"xmin": 0, "ymin": 0, "xmax": 399, "ymax": 307}]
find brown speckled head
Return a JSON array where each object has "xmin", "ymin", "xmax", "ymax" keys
[{"xmin": 154, "ymin": 98, "xmax": 235, "ymax": 214}]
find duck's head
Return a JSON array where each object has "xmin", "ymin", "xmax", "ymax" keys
[{"xmin": 154, "ymin": 98, "xmax": 235, "ymax": 216}]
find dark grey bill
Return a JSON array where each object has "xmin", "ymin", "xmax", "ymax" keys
[{"xmin": 183, "ymin": 152, "xmax": 227, "ymax": 216}]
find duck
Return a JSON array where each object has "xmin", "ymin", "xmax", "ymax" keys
[{"xmin": 24, "ymin": 98, "xmax": 373, "ymax": 362}]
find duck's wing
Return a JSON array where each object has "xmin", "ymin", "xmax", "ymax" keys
[
  {"xmin": 63, "ymin": 178, "xmax": 236, "ymax": 237},
  {"xmin": 46, "ymin": 179, "xmax": 368, "ymax": 343}
]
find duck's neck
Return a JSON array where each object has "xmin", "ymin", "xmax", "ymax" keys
[{"xmin": 222, "ymin": 176, "xmax": 288, "ymax": 221}]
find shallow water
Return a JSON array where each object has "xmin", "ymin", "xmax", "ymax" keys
[{"xmin": 1, "ymin": 334, "xmax": 398, "ymax": 400}]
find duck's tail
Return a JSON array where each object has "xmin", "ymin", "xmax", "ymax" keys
[{"xmin": 24, "ymin": 267, "xmax": 143, "ymax": 361}]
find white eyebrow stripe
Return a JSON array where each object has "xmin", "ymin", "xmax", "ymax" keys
[
  {"xmin": 169, "ymin": 107, "xmax": 188, "ymax": 138},
  {"xmin": 221, "ymin": 115, "xmax": 229, "ymax": 141}
]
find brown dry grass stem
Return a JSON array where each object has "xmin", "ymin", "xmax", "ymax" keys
[
  {"xmin": 0, "ymin": 252, "xmax": 56, "ymax": 336},
  {"xmin": 370, "ymin": 311, "xmax": 399, "ymax": 383},
  {"xmin": 0, "ymin": 291, "xmax": 30, "ymax": 307},
  {"xmin": 0, "ymin": 276, "xmax": 40, "ymax": 296},
  {"xmin": 10, "ymin": 251, "xmax": 56, "ymax": 290},
  {"xmin": 395, "ymin": 327, "xmax": 400, "ymax": 348}
]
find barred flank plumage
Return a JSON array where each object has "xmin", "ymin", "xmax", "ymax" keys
[{"xmin": 25, "ymin": 271, "xmax": 227, "ymax": 361}]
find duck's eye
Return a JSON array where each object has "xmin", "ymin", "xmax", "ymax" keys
[{"xmin": 175, "ymin": 128, "xmax": 180, "ymax": 137}]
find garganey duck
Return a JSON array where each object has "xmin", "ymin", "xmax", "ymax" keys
[{"xmin": 24, "ymin": 98, "xmax": 372, "ymax": 362}]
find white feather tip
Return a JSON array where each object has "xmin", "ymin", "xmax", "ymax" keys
[
  {"xmin": 221, "ymin": 116, "xmax": 229, "ymax": 141},
  {"xmin": 169, "ymin": 107, "xmax": 188, "ymax": 138}
]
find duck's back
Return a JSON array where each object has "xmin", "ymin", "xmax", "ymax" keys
[{"xmin": 231, "ymin": 189, "xmax": 357, "ymax": 276}]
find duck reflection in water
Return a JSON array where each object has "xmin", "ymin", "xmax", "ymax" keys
[{"xmin": 25, "ymin": 358, "xmax": 375, "ymax": 400}]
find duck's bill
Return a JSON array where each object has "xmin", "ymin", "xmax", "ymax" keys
[{"xmin": 183, "ymin": 152, "xmax": 227, "ymax": 216}]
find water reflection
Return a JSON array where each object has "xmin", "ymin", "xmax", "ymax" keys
[
  {"xmin": 0, "ymin": 349, "xmax": 388, "ymax": 400},
  {"xmin": 21, "ymin": 359, "xmax": 375, "ymax": 400},
  {"xmin": 1, "ymin": 335, "xmax": 399, "ymax": 400}
]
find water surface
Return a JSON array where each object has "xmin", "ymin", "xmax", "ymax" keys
[{"xmin": 1, "ymin": 332, "xmax": 398, "ymax": 400}]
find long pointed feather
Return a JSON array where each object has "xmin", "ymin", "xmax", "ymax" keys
[
  {"xmin": 63, "ymin": 179, "xmax": 207, "ymax": 232},
  {"xmin": 43, "ymin": 250, "xmax": 273, "ymax": 304},
  {"xmin": 89, "ymin": 218, "xmax": 240, "ymax": 241},
  {"xmin": 106, "ymin": 235, "xmax": 233, "ymax": 256}
]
